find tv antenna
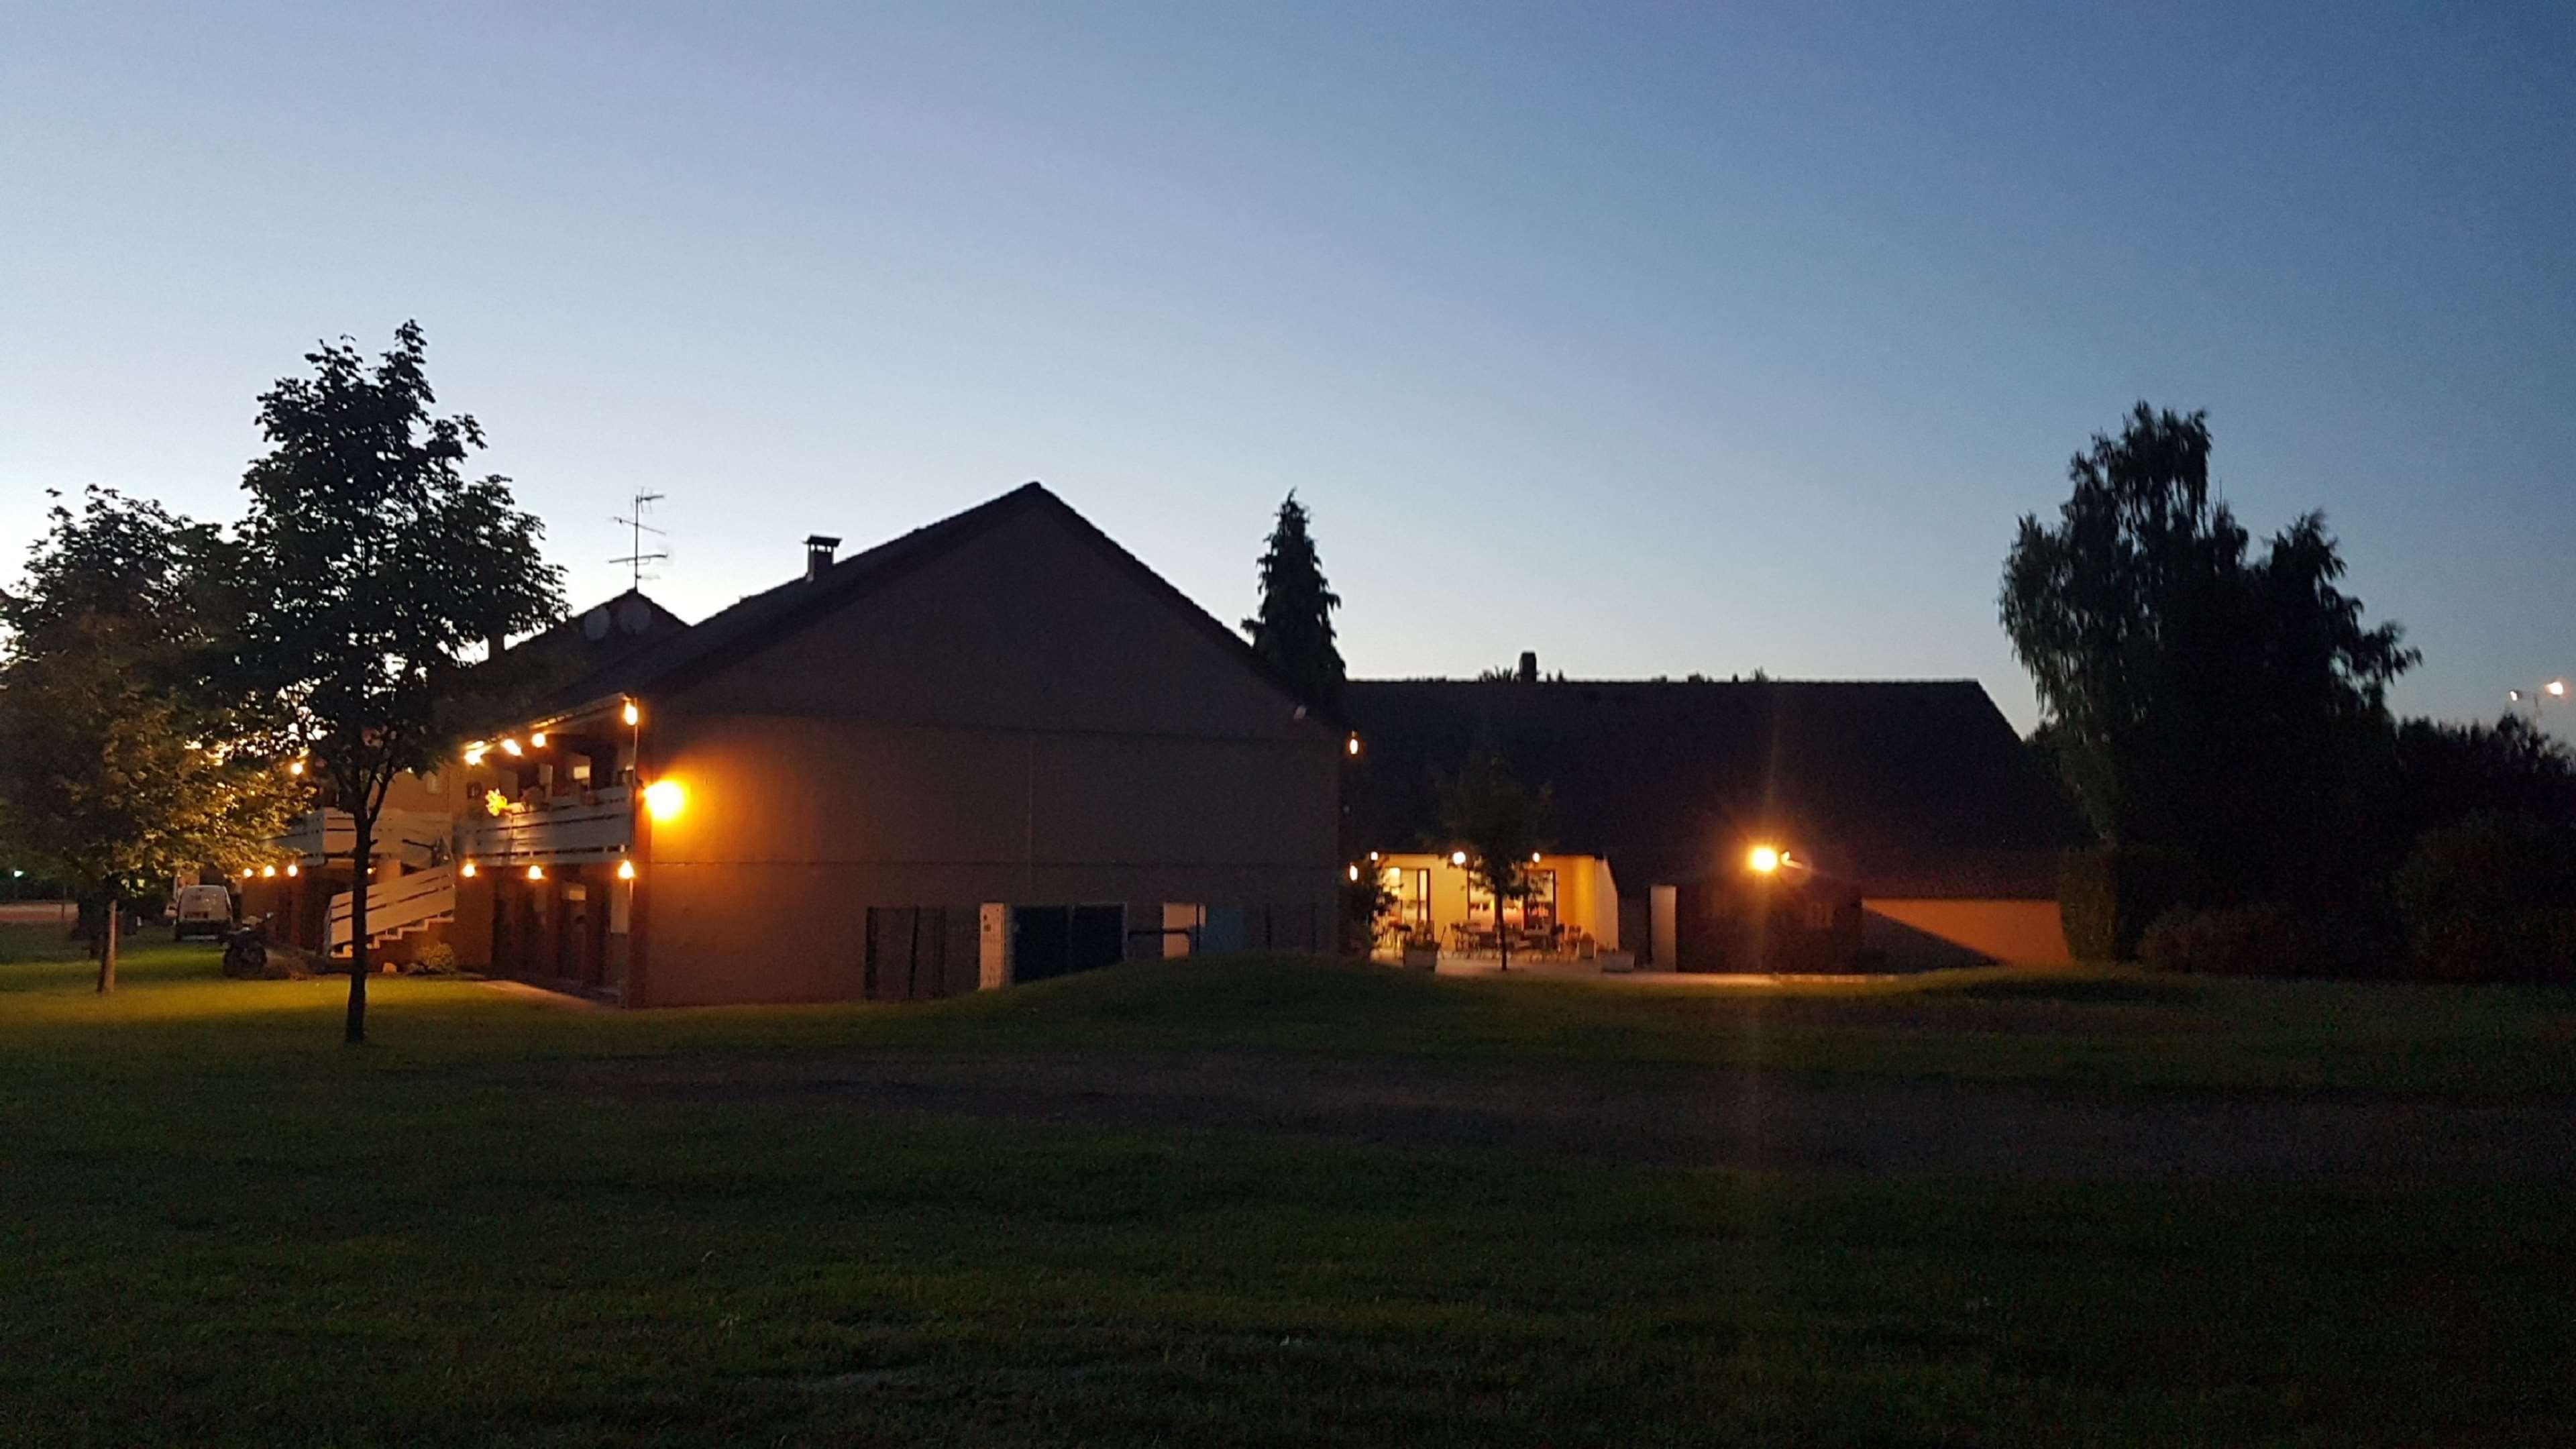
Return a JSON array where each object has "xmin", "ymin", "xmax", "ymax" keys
[{"xmin": 610, "ymin": 490, "xmax": 669, "ymax": 589}]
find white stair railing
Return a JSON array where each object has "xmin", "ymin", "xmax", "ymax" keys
[{"xmin": 327, "ymin": 864, "xmax": 455, "ymax": 954}]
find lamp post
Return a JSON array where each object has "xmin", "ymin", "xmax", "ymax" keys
[{"xmin": 2507, "ymin": 679, "xmax": 2567, "ymax": 731}]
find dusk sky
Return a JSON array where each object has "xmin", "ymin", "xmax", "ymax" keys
[{"xmin": 5, "ymin": 3, "xmax": 2569, "ymax": 733}]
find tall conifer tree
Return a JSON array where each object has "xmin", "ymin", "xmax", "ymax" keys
[{"xmin": 1241, "ymin": 492, "xmax": 1346, "ymax": 710}]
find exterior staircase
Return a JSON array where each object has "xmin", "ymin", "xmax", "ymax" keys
[{"xmin": 328, "ymin": 863, "xmax": 456, "ymax": 955}]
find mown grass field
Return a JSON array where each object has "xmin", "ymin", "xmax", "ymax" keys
[{"xmin": 3, "ymin": 925, "xmax": 2572, "ymax": 1446}]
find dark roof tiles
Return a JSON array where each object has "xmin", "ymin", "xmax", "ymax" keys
[{"xmin": 1344, "ymin": 678, "xmax": 2080, "ymax": 898}]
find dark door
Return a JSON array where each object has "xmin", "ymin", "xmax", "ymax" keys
[
  {"xmin": 564, "ymin": 883, "xmax": 598, "ymax": 987},
  {"xmin": 1069, "ymin": 905, "xmax": 1124, "ymax": 974},
  {"xmin": 1012, "ymin": 906, "xmax": 1071, "ymax": 983}
]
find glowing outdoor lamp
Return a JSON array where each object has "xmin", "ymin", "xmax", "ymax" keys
[
  {"xmin": 261, "ymin": 865, "xmax": 277, "ymax": 877},
  {"xmin": 1346, "ymin": 734, "xmax": 1361, "ymax": 757},
  {"xmin": 285, "ymin": 864, "xmax": 299, "ymax": 877},
  {"xmin": 616, "ymin": 859, "xmax": 636, "ymax": 881},
  {"xmin": 1450, "ymin": 850, "xmax": 1468, "ymax": 867},
  {"xmin": 525, "ymin": 865, "xmax": 545, "ymax": 881},
  {"xmin": 1347, "ymin": 864, "xmax": 1360, "ymax": 882},
  {"xmin": 622, "ymin": 700, "xmax": 641, "ymax": 727},
  {"xmin": 463, "ymin": 742, "xmax": 488, "ymax": 765},
  {"xmin": 460, "ymin": 861, "xmax": 478, "ymax": 879},
  {"xmin": 643, "ymin": 779, "xmax": 686, "ymax": 822},
  {"xmin": 288, "ymin": 759, "xmax": 305, "ymax": 777},
  {"xmin": 500, "ymin": 737, "xmax": 523, "ymax": 757},
  {"xmin": 530, "ymin": 731, "xmax": 547, "ymax": 747},
  {"xmin": 1747, "ymin": 845, "xmax": 1782, "ymax": 875}
]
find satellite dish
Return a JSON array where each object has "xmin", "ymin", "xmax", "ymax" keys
[
  {"xmin": 582, "ymin": 606, "xmax": 612, "ymax": 641},
  {"xmin": 616, "ymin": 598, "xmax": 653, "ymax": 635}
]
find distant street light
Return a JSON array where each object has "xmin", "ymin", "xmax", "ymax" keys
[{"xmin": 2508, "ymin": 680, "xmax": 2569, "ymax": 729}]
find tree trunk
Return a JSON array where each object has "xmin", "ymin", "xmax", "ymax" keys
[
  {"xmin": 97, "ymin": 894, "xmax": 117, "ymax": 994},
  {"xmin": 1497, "ymin": 882, "xmax": 1510, "ymax": 973},
  {"xmin": 345, "ymin": 820, "xmax": 371, "ymax": 1044}
]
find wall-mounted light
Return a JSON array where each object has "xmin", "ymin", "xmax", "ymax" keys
[
  {"xmin": 285, "ymin": 863, "xmax": 299, "ymax": 877},
  {"xmin": 500, "ymin": 737, "xmax": 523, "ymax": 757},
  {"xmin": 643, "ymin": 780, "xmax": 686, "ymax": 822},
  {"xmin": 622, "ymin": 701, "xmax": 641, "ymax": 727},
  {"xmin": 525, "ymin": 865, "xmax": 545, "ymax": 881},
  {"xmin": 460, "ymin": 861, "xmax": 478, "ymax": 879},
  {"xmin": 1531, "ymin": 852, "xmax": 1542, "ymax": 863},
  {"xmin": 288, "ymin": 759, "xmax": 305, "ymax": 777},
  {"xmin": 463, "ymin": 742, "xmax": 488, "ymax": 765},
  {"xmin": 1450, "ymin": 850, "xmax": 1468, "ymax": 867},
  {"xmin": 1346, "ymin": 734, "xmax": 1361, "ymax": 757},
  {"xmin": 1347, "ymin": 864, "xmax": 1360, "ymax": 882},
  {"xmin": 261, "ymin": 865, "xmax": 277, "ymax": 878},
  {"xmin": 616, "ymin": 859, "xmax": 636, "ymax": 881},
  {"xmin": 530, "ymin": 732, "xmax": 548, "ymax": 748}
]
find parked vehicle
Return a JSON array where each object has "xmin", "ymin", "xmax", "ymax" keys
[{"xmin": 172, "ymin": 884, "xmax": 235, "ymax": 941}]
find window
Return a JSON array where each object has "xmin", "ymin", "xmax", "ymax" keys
[
  {"xmin": 1379, "ymin": 867, "xmax": 1430, "ymax": 932},
  {"xmin": 1468, "ymin": 869, "xmax": 1556, "ymax": 929}
]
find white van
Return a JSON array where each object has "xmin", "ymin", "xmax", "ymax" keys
[{"xmin": 173, "ymin": 884, "xmax": 234, "ymax": 941}]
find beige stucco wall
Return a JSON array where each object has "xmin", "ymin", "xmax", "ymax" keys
[
  {"xmin": 1861, "ymin": 898, "xmax": 2071, "ymax": 967},
  {"xmin": 628, "ymin": 504, "xmax": 1340, "ymax": 1007}
]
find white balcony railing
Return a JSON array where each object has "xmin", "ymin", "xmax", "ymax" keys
[
  {"xmin": 276, "ymin": 807, "xmax": 449, "ymax": 867},
  {"xmin": 454, "ymin": 785, "xmax": 634, "ymax": 867}
]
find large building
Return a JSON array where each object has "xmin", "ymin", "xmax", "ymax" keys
[
  {"xmin": 428, "ymin": 482, "xmax": 1342, "ymax": 1006},
  {"xmin": 1344, "ymin": 659, "xmax": 2080, "ymax": 971}
]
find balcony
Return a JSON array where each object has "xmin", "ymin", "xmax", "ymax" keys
[
  {"xmin": 456, "ymin": 785, "xmax": 634, "ymax": 867},
  {"xmin": 276, "ymin": 807, "xmax": 449, "ymax": 867}
]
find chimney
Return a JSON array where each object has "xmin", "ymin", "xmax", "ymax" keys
[
  {"xmin": 804, "ymin": 535, "xmax": 841, "ymax": 582},
  {"xmin": 1517, "ymin": 650, "xmax": 1538, "ymax": 684}
]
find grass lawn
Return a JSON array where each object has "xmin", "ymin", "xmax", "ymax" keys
[{"xmin": 3, "ymin": 925, "xmax": 2572, "ymax": 1446}]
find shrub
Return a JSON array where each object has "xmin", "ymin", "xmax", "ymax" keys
[
  {"xmin": 2394, "ymin": 815, "xmax": 2576, "ymax": 983},
  {"xmin": 2137, "ymin": 903, "xmax": 2333, "ymax": 977},
  {"xmin": 401, "ymin": 942, "xmax": 463, "ymax": 976},
  {"xmin": 2059, "ymin": 846, "xmax": 2202, "ymax": 961}
]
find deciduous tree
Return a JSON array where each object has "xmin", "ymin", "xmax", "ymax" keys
[
  {"xmin": 232, "ymin": 323, "xmax": 562, "ymax": 1042},
  {"xmin": 2000, "ymin": 405, "xmax": 2413, "ymax": 902},
  {"xmin": 0, "ymin": 490, "xmax": 300, "ymax": 991},
  {"xmin": 1435, "ymin": 741, "xmax": 1551, "ymax": 971}
]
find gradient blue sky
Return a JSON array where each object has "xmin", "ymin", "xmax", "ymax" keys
[{"xmin": 5, "ymin": 2, "xmax": 2570, "ymax": 731}]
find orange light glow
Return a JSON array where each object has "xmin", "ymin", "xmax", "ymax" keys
[
  {"xmin": 261, "ymin": 865, "xmax": 277, "ymax": 878},
  {"xmin": 1450, "ymin": 850, "xmax": 1468, "ymax": 866},
  {"xmin": 288, "ymin": 759, "xmax": 305, "ymax": 777},
  {"xmin": 1747, "ymin": 845, "xmax": 1781, "ymax": 875},
  {"xmin": 616, "ymin": 859, "xmax": 636, "ymax": 881},
  {"xmin": 500, "ymin": 737, "xmax": 523, "ymax": 757},
  {"xmin": 622, "ymin": 701, "xmax": 641, "ymax": 727},
  {"xmin": 525, "ymin": 865, "xmax": 545, "ymax": 881},
  {"xmin": 1347, "ymin": 864, "xmax": 1360, "ymax": 882},
  {"xmin": 286, "ymin": 864, "xmax": 299, "ymax": 877},
  {"xmin": 530, "ymin": 731, "xmax": 548, "ymax": 747},
  {"xmin": 1346, "ymin": 735, "xmax": 1361, "ymax": 757},
  {"xmin": 463, "ymin": 743, "xmax": 488, "ymax": 765},
  {"xmin": 643, "ymin": 779, "xmax": 686, "ymax": 822},
  {"xmin": 460, "ymin": 861, "xmax": 478, "ymax": 879}
]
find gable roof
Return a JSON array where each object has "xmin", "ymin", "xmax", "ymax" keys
[
  {"xmin": 521, "ymin": 482, "xmax": 1326, "ymax": 724},
  {"xmin": 1344, "ymin": 678, "xmax": 2082, "ymax": 898}
]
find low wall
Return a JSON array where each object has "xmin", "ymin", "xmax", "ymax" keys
[{"xmin": 1862, "ymin": 898, "xmax": 2070, "ymax": 968}]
